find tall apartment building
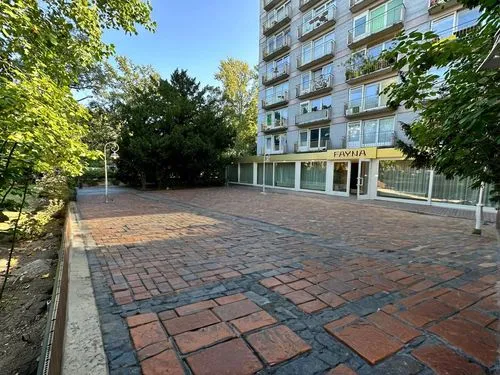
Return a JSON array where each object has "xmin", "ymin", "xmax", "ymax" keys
[{"xmin": 229, "ymin": 0, "xmax": 495, "ymax": 211}]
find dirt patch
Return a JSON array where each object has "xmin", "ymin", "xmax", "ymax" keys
[{"xmin": 0, "ymin": 220, "xmax": 62, "ymax": 375}]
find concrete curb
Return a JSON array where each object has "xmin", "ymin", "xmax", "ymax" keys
[{"xmin": 62, "ymin": 202, "xmax": 108, "ymax": 375}]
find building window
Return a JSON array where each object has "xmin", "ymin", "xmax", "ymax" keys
[
  {"xmin": 302, "ymin": 1, "xmax": 336, "ymax": 35},
  {"xmin": 300, "ymin": 162, "xmax": 326, "ymax": 191},
  {"xmin": 298, "ymin": 127, "xmax": 330, "ymax": 151},
  {"xmin": 275, "ymin": 163, "xmax": 295, "ymax": 188},
  {"xmin": 265, "ymin": 134, "xmax": 286, "ymax": 154},
  {"xmin": 257, "ymin": 163, "xmax": 273, "ymax": 186},
  {"xmin": 266, "ymin": 1, "xmax": 291, "ymax": 26},
  {"xmin": 352, "ymin": 0, "xmax": 404, "ymax": 41},
  {"xmin": 265, "ymin": 55, "xmax": 290, "ymax": 79},
  {"xmin": 301, "ymin": 32, "xmax": 334, "ymax": 65},
  {"xmin": 265, "ymin": 108, "xmax": 288, "ymax": 129},
  {"xmin": 227, "ymin": 165, "xmax": 238, "ymax": 182},
  {"xmin": 431, "ymin": 7, "xmax": 481, "ymax": 38},
  {"xmin": 377, "ymin": 160, "xmax": 431, "ymax": 201},
  {"xmin": 347, "ymin": 117, "xmax": 395, "ymax": 148},
  {"xmin": 265, "ymin": 81, "xmax": 289, "ymax": 105},
  {"xmin": 333, "ymin": 162, "xmax": 349, "ymax": 193},
  {"xmin": 347, "ymin": 78, "xmax": 395, "ymax": 113},
  {"xmin": 239, "ymin": 163, "xmax": 253, "ymax": 184},
  {"xmin": 301, "ymin": 95, "xmax": 332, "ymax": 114},
  {"xmin": 267, "ymin": 28, "xmax": 291, "ymax": 54}
]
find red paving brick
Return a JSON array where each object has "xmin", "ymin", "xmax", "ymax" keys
[
  {"xmin": 397, "ymin": 300, "xmax": 456, "ymax": 327},
  {"xmin": 214, "ymin": 293, "xmax": 247, "ymax": 305},
  {"xmin": 247, "ymin": 325, "xmax": 311, "ymax": 366},
  {"xmin": 324, "ymin": 314, "xmax": 360, "ymax": 333},
  {"xmin": 158, "ymin": 310, "xmax": 177, "ymax": 321},
  {"xmin": 163, "ymin": 310, "xmax": 220, "ymax": 336},
  {"xmin": 260, "ymin": 277, "xmax": 282, "ymax": 288},
  {"xmin": 429, "ymin": 318, "xmax": 497, "ymax": 367},
  {"xmin": 288, "ymin": 279, "xmax": 314, "ymax": 290},
  {"xmin": 412, "ymin": 345, "xmax": 485, "ymax": 375},
  {"xmin": 331, "ymin": 321, "xmax": 403, "ymax": 365},
  {"xmin": 327, "ymin": 364, "xmax": 358, "ymax": 375},
  {"xmin": 130, "ymin": 321, "xmax": 168, "ymax": 350},
  {"xmin": 175, "ymin": 300, "xmax": 217, "ymax": 316},
  {"xmin": 458, "ymin": 309, "xmax": 496, "ymax": 327},
  {"xmin": 276, "ymin": 274, "xmax": 298, "ymax": 283},
  {"xmin": 137, "ymin": 340, "xmax": 173, "ymax": 362},
  {"xmin": 272, "ymin": 284, "xmax": 294, "ymax": 295},
  {"xmin": 366, "ymin": 311, "xmax": 421, "ymax": 343},
  {"xmin": 212, "ymin": 299, "xmax": 261, "ymax": 321},
  {"xmin": 297, "ymin": 299, "xmax": 328, "ymax": 314},
  {"xmin": 230, "ymin": 310, "xmax": 277, "ymax": 333},
  {"xmin": 174, "ymin": 322, "xmax": 236, "ymax": 354},
  {"xmin": 186, "ymin": 339, "xmax": 263, "ymax": 375},
  {"xmin": 284, "ymin": 290, "xmax": 315, "ymax": 304},
  {"xmin": 436, "ymin": 290, "xmax": 481, "ymax": 309},
  {"xmin": 126, "ymin": 313, "xmax": 158, "ymax": 328},
  {"xmin": 141, "ymin": 350, "xmax": 185, "ymax": 375},
  {"xmin": 318, "ymin": 292, "xmax": 346, "ymax": 308}
]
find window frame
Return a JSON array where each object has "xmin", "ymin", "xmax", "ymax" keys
[{"xmin": 298, "ymin": 126, "xmax": 330, "ymax": 152}]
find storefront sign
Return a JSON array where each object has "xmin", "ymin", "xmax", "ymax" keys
[{"xmin": 330, "ymin": 148, "xmax": 376, "ymax": 160}]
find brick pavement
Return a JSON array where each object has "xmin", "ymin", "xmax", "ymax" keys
[{"xmin": 77, "ymin": 187, "xmax": 499, "ymax": 375}]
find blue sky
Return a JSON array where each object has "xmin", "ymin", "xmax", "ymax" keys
[{"xmin": 103, "ymin": 0, "xmax": 260, "ymax": 87}]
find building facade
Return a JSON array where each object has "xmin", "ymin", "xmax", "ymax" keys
[{"xmin": 230, "ymin": 0, "xmax": 495, "ymax": 210}]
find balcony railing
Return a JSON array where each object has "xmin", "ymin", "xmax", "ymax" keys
[
  {"xmin": 428, "ymin": 0, "xmax": 458, "ymax": 14},
  {"xmin": 347, "ymin": 4, "xmax": 406, "ymax": 49},
  {"xmin": 345, "ymin": 130, "xmax": 396, "ymax": 148},
  {"xmin": 344, "ymin": 93, "xmax": 395, "ymax": 118},
  {"xmin": 345, "ymin": 57, "xmax": 395, "ymax": 84},
  {"xmin": 265, "ymin": 136, "xmax": 287, "ymax": 155},
  {"xmin": 262, "ymin": 91, "xmax": 289, "ymax": 109},
  {"xmin": 349, "ymin": 0, "xmax": 380, "ymax": 13},
  {"xmin": 299, "ymin": 0, "xmax": 324, "ymax": 12},
  {"xmin": 262, "ymin": 118, "xmax": 288, "ymax": 133},
  {"xmin": 263, "ymin": 0, "xmax": 283, "ymax": 12},
  {"xmin": 263, "ymin": 5, "xmax": 292, "ymax": 36},
  {"xmin": 297, "ymin": 40, "xmax": 335, "ymax": 71},
  {"xmin": 295, "ymin": 139, "xmax": 332, "ymax": 153},
  {"xmin": 298, "ymin": 5, "xmax": 337, "ymax": 42},
  {"xmin": 296, "ymin": 74, "xmax": 333, "ymax": 99},
  {"xmin": 263, "ymin": 35, "xmax": 291, "ymax": 62},
  {"xmin": 262, "ymin": 63, "xmax": 289, "ymax": 86},
  {"xmin": 295, "ymin": 108, "xmax": 332, "ymax": 126}
]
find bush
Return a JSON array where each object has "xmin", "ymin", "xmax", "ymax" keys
[
  {"xmin": 17, "ymin": 199, "xmax": 65, "ymax": 239},
  {"xmin": 37, "ymin": 172, "xmax": 72, "ymax": 202}
]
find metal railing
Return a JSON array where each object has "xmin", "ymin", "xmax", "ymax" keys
[
  {"xmin": 345, "ymin": 57, "xmax": 393, "ymax": 81},
  {"xmin": 295, "ymin": 108, "xmax": 332, "ymax": 126},
  {"xmin": 295, "ymin": 139, "xmax": 332, "ymax": 153},
  {"xmin": 262, "ymin": 118, "xmax": 288, "ymax": 131},
  {"xmin": 296, "ymin": 74, "xmax": 333, "ymax": 97},
  {"xmin": 263, "ymin": 5, "xmax": 292, "ymax": 34},
  {"xmin": 345, "ymin": 130, "xmax": 396, "ymax": 148},
  {"xmin": 297, "ymin": 40, "xmax": 335, "ymax": 68},
  {"xmin": 348, "ymin": 4, "xmax": 406, "ymax": 45},
  {"xmin": 263, "ymin": 63, "xmax": 289, "ymax": 84},
  {"xmin": 298, "ymin": 5, "xmax": 336, "ymax": 39},
  {"xmin": 345, "ymin": 93, "xmax": 390, "ymax": 116},
  {"xmin": 263, "ymin": 35, "xmax": 291, "ymax": 59},
  {"xmin": 262, "ymin": 91, "xmax": 289, "ymax": 108}
]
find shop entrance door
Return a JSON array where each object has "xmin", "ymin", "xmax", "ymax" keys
[{"xmin": 357, "ymin": 159, "xmax": 370, "ymax": 200}]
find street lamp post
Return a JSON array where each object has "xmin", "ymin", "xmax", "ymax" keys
[
  {"xmin": 262, "ymin": 152, "xmax": 270, "ymax": 194},
  {"xmin": 104, "ymin": 142, "xmax": 119, "ymax": 203}
]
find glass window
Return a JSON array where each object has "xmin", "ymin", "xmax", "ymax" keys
[
  {"xmin": 310, "ymin": 128, "xmax": 319, "ymax": 148},
  {"xmin": 333, "ymin": 162, "xmax": 348, "ymax": 192},
  {"xmin": 275, "ymin": 163, "xmax": 295, "ymax": 188},
  {"xmin": 302, "ymin": 73, "xmax": 311, "ymax": 91},
  {"xmin": 370, "ymin": 4, "xmax": 385, "ymax": 34},
  {"xmin": 367, "ymin": 44, "xmax": 383, "ymax": 60},
  {"xmin": 377, "ymin": 160, "xmax": 430, "ymax": 201},
  {"xmin": 354, "ymin": 14, "xmax": 367, "ymax": 38},
  {"xmin": 347, "ymin": 122, "xmax": 361, "ymax": 146},
  {"xmin": 432, "ymin": 14, "xmax": 454, "ymax": 38},
  {"xmin": 322, "ymin": 96, "xmax": 332, "ymax": 109},
  {"xmin": 228, "ymin": 165, "xmax": 238, "ymax": 182},
  {"xmin": 273, "ymin": 136, "xmax": 280, "ymax": 151},
  {"xmin": 349, "ymin": 87, "xmax": 363, "ymax": 108},
  {"xmin": 363, "ymin": 120, "xmax": 377, "ymax": 145},
  {"xmin": 302, "ymin": 42, "xmax": 312, "ymax": 63},
  {"xmin": 311, "ymin": 98, "xmax": 321, "ymax": 111},
  {"xmin": 265, "ymin": 137, "xmax": 272, "ymax": 151},
  {"xmin": 299, "ymin": 131, "xmax": 308, "ymax": 147},
  {"xmin": 364, "ymin": 83, "xmax": 380, "ymax": 109},
  {"xmin": 239, "ymin": 163, "xmax": 253, "ymax": 184},
  {"xmin": 266, "ymin": 113, "xmax": 273, "ymax": 126},
  {"xmin": 300, "ymin": 102, "xmax": 309, "ymax": 114},
  {"xmin": 257, "ymin": 163, "xmax": 273, "ymax": 186},
  {"xmin": 379, "ymin": 117, "xmax": 394, "ymax": 143},
  {"xmin": 457, "ymin": 8, "xmax": 481, "ymax": 31},
  {"xmin": 300, "ymin": 162, "xmax": 326, "ymax": 191},
  {"xmin": 320, "ymin": 127, "xmax": 330, "ymax": 147}
]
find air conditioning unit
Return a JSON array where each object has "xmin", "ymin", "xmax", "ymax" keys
[{"xmin": 347, "ymin": 106, "xmax": 360, "ymax": 115}]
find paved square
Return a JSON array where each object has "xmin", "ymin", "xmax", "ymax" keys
[{"xmin": 77, "ymin": 187, "xmax": 498, "ymax": 374}]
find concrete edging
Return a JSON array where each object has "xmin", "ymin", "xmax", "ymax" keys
[{"xmin": 61, "ymin": 202, "xmax": 108, "ymax": 375}]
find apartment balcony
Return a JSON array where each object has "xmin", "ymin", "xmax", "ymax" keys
[
  {"xmin": 295, "ymin": 108, "xmax": 332, "ymax": 127},
  {"xmin": 349, "ymin": 0, "xmax": 380, "ymax": 13},
  {"xmin": 262, "ymin": 119, "xmax": 288, "ymax": 134},
  {"xmin": 344, "ymin": 96, "xmax": 396, "ymax": 119},
  {"xmin": 299, "ymin": 0, "xmax": 324, "ymax": 12},
  {"xmin": 263, "ymin": 0, "xmax": 284, "ymax": 12},
  {"xmin": 345, "ymin": 57, "xmax": 395, "ymax": 85},
  {"xmin": 296, "ymin": 74, "xmax": 333, "ymax": 100},
  {"xmin": 347, "ymin": 5, "xmax": 406, "ymax": 50},
  {"xmin": 297, "ymin": 41, "xmax": 335, "ymax": 71},
  {"xmin": 428, "ymin": 0, "xmax": 458, "ymax": 14},
  {"xmin": 262, "ymin": 64, "xmax": 290, "ymax": 86},
  {"xmin": 263, "ymin": 35, "xmax": 291, "ymax": 62},
  {"xmin": 344, "ymin": 130, "xmax": 397, "ymax": 149},
  {"xmin": 298, "ymin": 6, "xmax": 337, "ymax": 42},
  {"xmin": 262, "ymin": 91, "xmax": 289, "ymax": 110},
  {"xmin": 294, "ymin": 139, "xmax": 332, "ymax": 153},
  {"xmin": 263, "ymin": 6, "xmax": 292, "ymax": 36}
]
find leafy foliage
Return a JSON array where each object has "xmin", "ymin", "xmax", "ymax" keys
[
  {"xmin": 215, "ymin": 58, "xmax": 258, "ymax": 157},
  {"xmin": 383, "ymin": 0, "xmax": 500, "ymax": 203}
]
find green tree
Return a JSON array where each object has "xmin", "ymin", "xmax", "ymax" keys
[
  {"xmin": 215, "ymin": 58, "xmax": 258, "ymax": 157},
  {"xmin": 117, "ymin": 69, "xmax": 235, "ymax": 188},
  {"xmin": 383, "ymin": 0, "xmax": 500, "ymax": 225}
]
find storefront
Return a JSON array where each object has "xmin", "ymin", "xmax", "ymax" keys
[{"xmin": 229, "ymin": 147, "xmax": 496, "ymax": 211}]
